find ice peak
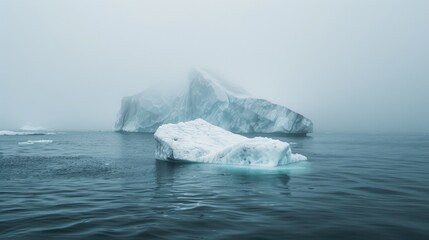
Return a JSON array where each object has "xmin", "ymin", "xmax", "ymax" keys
[{"xmin": 189, "ymin": 69, "xmax": 250, "ymax": 97}]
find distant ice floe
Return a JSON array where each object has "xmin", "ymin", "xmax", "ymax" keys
[
  {"xmin": 0, "ymin": 130, "xmax": 56, "ymax": 136},
  {"xmin": 154, "ymin": 119, "xmax": 307, "ymax": 167},
  {"xmin": 18, "ymin": 140, "xmax": 53, "ymax": 145}
]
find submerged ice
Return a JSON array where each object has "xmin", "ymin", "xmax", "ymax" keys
[
  {"xmin": 154, "ymin": 119, "xmax": 307, "ymax": 167},
  {"xmin": 115, "ymin": 69, "xmax": 313, "ymax": 135}
]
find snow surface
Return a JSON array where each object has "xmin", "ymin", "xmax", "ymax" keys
[
  {"xmin": 115, "ymin": 69, "xmax": 313, "ymax": 134},
  {"xmin": 154, "ymin": 119, "xmax": 307, "ymax": 167}
]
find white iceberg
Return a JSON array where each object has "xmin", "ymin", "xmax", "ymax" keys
[
  {"xmin": 115, "ymin": 69, "xmax": 313, "ymax": 135},
  {"xmin": 154, "ymin": 119, "xmax": 307, "ymax": 167}
]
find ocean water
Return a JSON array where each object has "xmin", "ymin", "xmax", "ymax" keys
[{"xmin": 0, "ymin": 132, "xmax": 428, "ymax": 239}]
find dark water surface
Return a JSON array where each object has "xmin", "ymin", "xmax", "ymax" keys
[{"xmin": 0, "ymin": 132, "xmax": 428, "ymax": 239}]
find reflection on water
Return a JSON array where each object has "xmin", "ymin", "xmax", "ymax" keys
[{"xmin": 154, "ymin": 159, "xmax": 294, "ymax": 195}]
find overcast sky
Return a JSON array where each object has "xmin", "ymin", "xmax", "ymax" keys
[{"xmin": 1, "ymin": 0, "xmax": 428, "ymax": 132}]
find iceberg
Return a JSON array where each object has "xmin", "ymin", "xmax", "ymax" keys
[
  {"xmin": 115, "ymin": 69, "xmax": 313, "ymax": 135},
  {"xmin": 154, "ymin": 119, "xmax": 307, "ymax": 167}
]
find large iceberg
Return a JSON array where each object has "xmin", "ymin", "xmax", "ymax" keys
[
  {"xmin": 154, "ymin": 119, "xmax": 307, "ymax": 167},
  {"xmin": 115, "ymin": 69, "xmax": 313, "ymax": 135}
]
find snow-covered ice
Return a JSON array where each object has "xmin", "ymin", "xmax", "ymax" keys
[
  {"xmin": 154, "ymin": 119, "xmax": 307, "ymax": 167},
  {"xmin": 115, "ymin": 69, "xmax": 313, "ymax": 135}
]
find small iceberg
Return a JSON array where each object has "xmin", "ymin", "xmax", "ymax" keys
[
  {"xmin": 18, "ymin": 140, "xmax": 53, "ymax": 145},
  {"xmin": 154, "ymin": 119, "xmax": 307, "ymax": 167}
]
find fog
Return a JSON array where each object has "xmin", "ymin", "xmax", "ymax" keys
[{"xmin": 1, "ymin": 0, "xmax": 428, "ymax": 132}]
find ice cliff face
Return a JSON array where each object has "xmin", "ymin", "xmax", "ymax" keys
[{"xmin": 115, "ymin": 69, "xmax": 313, "ymax": 135}]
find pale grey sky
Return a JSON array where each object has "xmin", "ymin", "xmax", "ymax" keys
[{"xmin": 1, "ymin": 0, "xmax": 428, "ymax": 132}]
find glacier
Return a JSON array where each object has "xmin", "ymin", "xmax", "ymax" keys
[
  {"xmin": 115, "ymin": 69, "xmax": 313, "ymax": 135},
  {"xmin": 154, "ymin": 119, "xmax": 307, "ymax": 167}
]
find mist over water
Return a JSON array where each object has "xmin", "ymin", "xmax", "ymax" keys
[{"xmin": 1, "ymin": 0, "xmax": 428, "ymax": 132}]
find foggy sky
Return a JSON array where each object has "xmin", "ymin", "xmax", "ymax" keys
[{"xmin": 1, "ymin": 0, "xmax": 428, "ymax": 132}]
